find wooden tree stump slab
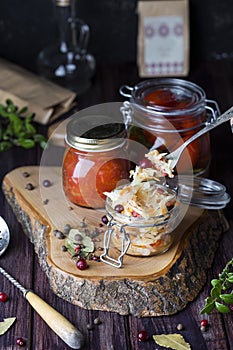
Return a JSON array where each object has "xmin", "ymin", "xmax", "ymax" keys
[{"xmin": 2, "ymin": 166, "xmax": 229, "ymax": 317}]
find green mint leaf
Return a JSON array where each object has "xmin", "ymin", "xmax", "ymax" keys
[
  {"xmin": 0, "ymin": 108, "xmax": 9, "ymax": 117},
  {"xmin": 17, "ymin": 139, "xmax": 35, "ymax": 149},
  {"xmin": 39, "ymin": 139, "xmax": 47, "ymax": 149},
  {"xmin": 211, "ymin": 286, "xmax": 221, "ymax": 298},
  {"xmin": 0, "ymin": 99, "xmax": 47, "ymax": 152},
  {"xmin": 219, "ymin": 294, "xmax": 233, "ymax": 304},
  {"xmin": 200, "ymin": 300, "xmax": 215, "ymax": 314},
  {"xmin": 215, "ymin": 302, "xmax": 230, "ymax": 313},
  {"xmin": 33, "ymin": 134, "xmax": 47, "ymax": 149},
  {"xmin": 6, "ymin": 99, "xmax": 13, "ymax": 106},
  {"xmin": 211, "ymin": 279, "xmax": 221, "ymax": 288},
  {"xmin": 222, "ymin": 281, "xmax": 232, "ymax": 290},
  {"xmin": 25, "ymin": 122, "xmax": 36, "ymax": 135},
  {"xmin": 227, "ymin": 276, "xmax": 233, "ymax": 283},
  {"xmin": 19, "ymin": 106, "xmax": 28, "ymax": 114},
  {"xmin": 0, "ymin": 141, "xmax": 12, "ymax": 151}
]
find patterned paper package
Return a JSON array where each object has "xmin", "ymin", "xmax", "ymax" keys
[{"xmin": 137, "ymin": 0, "xmax": 189, "ymax": 77}]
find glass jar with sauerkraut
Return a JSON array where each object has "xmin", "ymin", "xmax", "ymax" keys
[
  {"xmin": 104, "ymin": 180, "xmax": 180, "ymax": 258},
  {"xmin": 99, "ymin": 149, "xmax": 184, "ymax": 265}
]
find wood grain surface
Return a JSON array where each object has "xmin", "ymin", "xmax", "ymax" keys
[{"xmin": 2, "ymin": 165, "xmax": 228, "ymax": 317}]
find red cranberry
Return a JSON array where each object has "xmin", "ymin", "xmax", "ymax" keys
[
  {"xmin": 0, "ymin": 292, "xmax": 8, "ymax": 302},
  {"xmin": 200, "ymin": 319, "xmax": 209, "ymax": 327},
  {"xmin": 76, "ymin": 259, "xmax": 88, "ymax": 270},
  {"xmin": 157, "ymin": 187, "xmax": 165, "ymax": 194},
  {"xmin": 101, "ymin": 215, "xmax": 108, "ymax": 225},
  {"xmin": 75, "ymin": 245, "xmax": 81, "ymax": 252},
  {"xmin": 137, "ymin": 330, "xmax": 149, "ymax": 342},
  {"xmin": 140, "ymin": 158, "xmax": 152, "ymax": 169},
  {"xmin": 114, "ymin": 204, "xmax": 124, "ymax": 213},
  {"xmin": 93, "ymin": 255, "xmax": 100, "ymax": 262},
  {"xmin": 16, "ymin": 337, "xmax": 25, "ymax": 346}
]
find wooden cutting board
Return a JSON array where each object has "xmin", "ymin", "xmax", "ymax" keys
[{"xmin": 2, "ymin": 166, "xmax": 229, "ymax": 317}]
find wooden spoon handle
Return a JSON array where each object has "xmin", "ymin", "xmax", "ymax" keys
[{"xmin": 25, "ymin": 291, "xmax": 84, "ymax": 349}]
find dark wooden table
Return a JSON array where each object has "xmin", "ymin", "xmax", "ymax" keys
[{"xmin": 1, "ymin": 60, "xmax": 233, "ymax": 350}]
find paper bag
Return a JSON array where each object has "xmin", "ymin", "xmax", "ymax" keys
[
  {"xmin": 137, "ymin": 0, "xmax": 189, "ymax": 77},
  {"xmin": 0, "ymin": 58, "xmax": 76, "ymax": 124}
]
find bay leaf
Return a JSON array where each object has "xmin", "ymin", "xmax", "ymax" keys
[
  {"xmin": 0, "ymin": 317, "xmax": 16, "ymax": 335},
  {"xmin": 66, "ymin": 229, "xmax": 94, "ymax": 255},
  {"xmin": 153, "ymin": 334, "xmax": 191, "ymax": 350}
]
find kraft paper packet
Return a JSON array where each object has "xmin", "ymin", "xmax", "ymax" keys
[
  {"xmin": 0, "ymin": 58, "xmax": 76, "ymax": 125},
  {"xmin": 137, "ymin": 0, "xmax": 189, "ymax": 77}
]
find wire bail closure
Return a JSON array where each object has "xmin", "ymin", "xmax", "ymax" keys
[
  {"xmin": 100, "ymin": 218, "xmax": 131, "ymax": 268},
  {"xmin": 205, "ymin": 99, "xmax": 221, "ymax": 124},
  {"xmin": 120, "ymin": 101, "xmax": 132, "ymax": 131}
]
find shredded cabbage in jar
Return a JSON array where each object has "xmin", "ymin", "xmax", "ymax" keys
[
  {"xmin": 104, "ymin": 150, "xmax": 175, "ymax": 220},
  {"xmin": 105, "ymin": 181, "xmax": 175, "ymax": 219},
  {"xmin": 130, "ymin": 150, "xmax": 174, "ymax": 185}
]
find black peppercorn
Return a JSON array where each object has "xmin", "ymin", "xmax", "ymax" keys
[
  {"xmin": 25, "ymin": 183, "xmax": 34, "ymax": 190},
  {"xmin": 42, "ymin": 179, "xmax": 52, "ymax": 187},
  {"xmin": 22, "ymin": 171, "xmax": 30, "ymax": 178}
]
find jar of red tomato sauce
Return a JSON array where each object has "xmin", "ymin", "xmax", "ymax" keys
[
  {"xmin": 120, "ymin": 79, "xmax": 220, "ymax": 175},
  {"xmin": 62, "ymin": 114, "xmax": 130, "ymax": 209}
]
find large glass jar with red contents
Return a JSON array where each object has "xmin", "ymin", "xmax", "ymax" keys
[
  {"xmin": 120, "ymin": 79, "xmax": 220, "ymax": 175},
  {"xmin": 62, "ymin": 114, "xmax": 130, "ymax": 209}
]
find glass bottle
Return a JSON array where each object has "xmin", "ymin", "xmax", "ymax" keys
[{"xmin": 37, "ymin": 0, "xmax": 95, "ymax": 94}]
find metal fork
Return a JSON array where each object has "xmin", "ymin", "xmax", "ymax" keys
[{"xmin": 165, "ymin": 106, "xmax": 233, "ymax": 170}]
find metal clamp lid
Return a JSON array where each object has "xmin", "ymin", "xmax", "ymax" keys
[{"xmin": 100, "ymin": 219, "xmax": 130, "ymax": 268}]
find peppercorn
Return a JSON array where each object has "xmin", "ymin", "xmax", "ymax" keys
[
  {"xmin": 74, "ymin": 233, "xmax": 83, "ymax": 242},
  {"xmin": 22, "ymin": 171, "xmax": 30, "ymax": 178},
  {"xmin": 101, "ymin": 215, "xmax": 108, "ymax": 225},
  {"xmin": 200, "ymin": 325, "xmax": 207, "ymax": 332},
  {"xmin": 93, "ymin": 317, "xmax": 101, "ymax": 325},
  {"xmin": 176, "ymin": 323, "xmax": 184, "ymax": 331},
  {"xmin": 53, "ymin": 230, "xmax": 65, "ymax": 239},
  {"xmin": 79, "ymin": 219, "xmax": 87, "ymax": 228},
  {"xmin": 25, "ymin": 183, "xmax": 34, "ymax": 190},
  {"xmin": 63, "ymin": 224, "xmax": 71, "ymax": 236},
  {"xmin": 86, "ymin": 323, "xmax": 94, "ymax": 330},
  {"xmin": 42, "ymin": 179, "xmax": 52, "ymax": 187}
]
